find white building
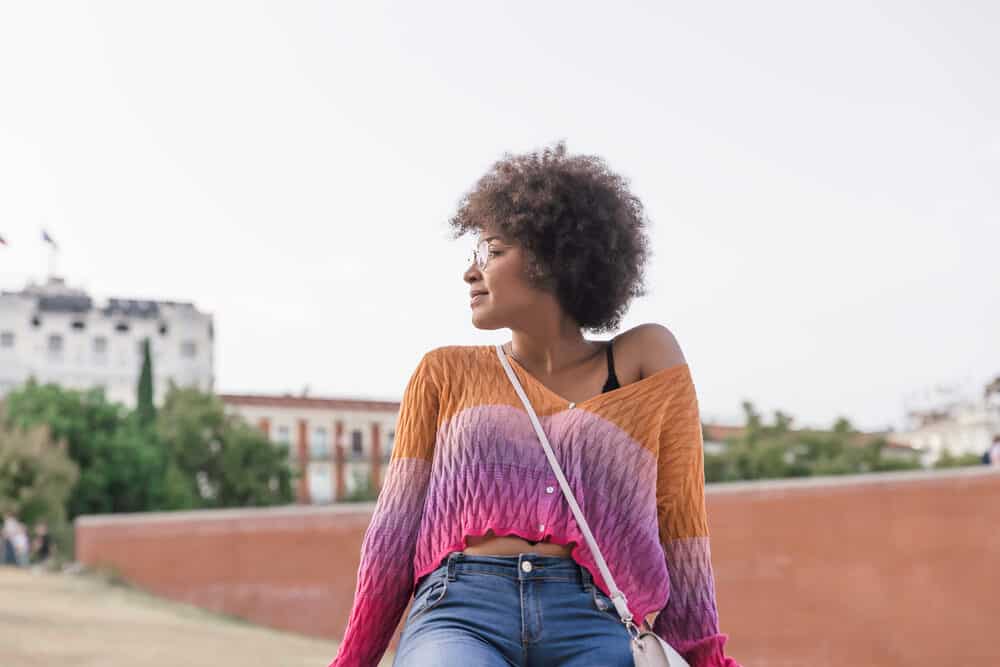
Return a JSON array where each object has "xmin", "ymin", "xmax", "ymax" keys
[
  {"xmin": 220, "ymin": 394, "xmax": 399, "ymax": 504},
  {"xmin": 892, "ymin": 399, "xmax": 1000, "ymax": 466},
  {"xmin": 0, "ymin": 277, "xmax": 214, "ymax": 406}
]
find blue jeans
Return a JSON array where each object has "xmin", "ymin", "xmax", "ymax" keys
[{"xmin": 393, "ymin": 552, "xmax": 632, "ymax": 666}]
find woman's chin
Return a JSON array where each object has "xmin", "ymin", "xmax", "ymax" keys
[{"xmin": 471, "ymin": 311, "xmax": 504, "ymax": 331}]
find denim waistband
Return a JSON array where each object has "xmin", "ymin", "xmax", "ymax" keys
[{"xmin": 440, "ymin": 551, "xmax": 595, "ymax": 585}]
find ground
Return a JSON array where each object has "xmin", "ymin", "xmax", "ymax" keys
[{"xmin": 0, "ymin": 566, "xmax": 393, "ymax": 667}]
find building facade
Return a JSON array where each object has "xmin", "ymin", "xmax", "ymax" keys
[
  {"xmin": 0, "ymin": 277, "xmax": 214, "ymax": 406},
  {"xmin": 892, "ymin": 400, "xmax": 1000, "ymax": 465},
  {"xmin": 220, "ymin": 394, "xmax": 400, "ymax": 504}
]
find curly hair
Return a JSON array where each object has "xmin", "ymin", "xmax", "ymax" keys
[{"xmin": 450, "ymin": 143, "xmax": 650, "ymax": 333}]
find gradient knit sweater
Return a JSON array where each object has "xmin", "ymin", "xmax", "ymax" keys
[{"xmin": 330, "ymin": 345, "xmax": 739, "ymax": 667}]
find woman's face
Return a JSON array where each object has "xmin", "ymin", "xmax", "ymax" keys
[{"xmin": 463, "ymin": 228, "xmax": 547, "ymax": 330}]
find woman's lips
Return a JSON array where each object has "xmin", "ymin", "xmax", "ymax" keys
[{"xmin": 470, "ymin": 293, "xmax": 487, "ymax": 307}]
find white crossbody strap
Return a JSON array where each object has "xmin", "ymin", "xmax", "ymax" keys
[{"xmin": 495, "ymin": 344, "xmax": 635, "ymax": 624}]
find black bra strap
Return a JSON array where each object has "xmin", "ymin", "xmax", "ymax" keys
[{"xmin": 602, "ymin": 339, "xmax": 620, "ymax": 392}]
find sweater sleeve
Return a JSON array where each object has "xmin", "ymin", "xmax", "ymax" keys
[
  {"xmin": 329, "ymin": 351, "xmax": 441, "ymax": 667},
  {"xmin": 651, "ymin": 366, "xmax": 741, "ymax": 667}
]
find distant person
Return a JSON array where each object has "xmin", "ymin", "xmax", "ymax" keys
[
  {"xmin": 32, "ymin": 522, "xmax": 52, "ymax": 565},
  {"xmin": 2, "ymin": 511, "xmax": 22, "ymax": 566},
  {"xmin": 990, "ymin": 435, "xmax": 1000, "ymax": 467},
  {"xmin": 330, "ymin": 145, "xmax": 740, "ymax": 666},
  {"xmin": 11, "ymin": 522, "xmax": 30, "ymax": 567}
]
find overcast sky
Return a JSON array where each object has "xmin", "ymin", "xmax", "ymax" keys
[{"xmin": 1, "ymin": 1, "xmax": 997, "ymax": 432}]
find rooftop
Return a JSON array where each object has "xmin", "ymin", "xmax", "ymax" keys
[{"xmin": 1, "ymin": 277, "xmax": 200, "ymax": 317}]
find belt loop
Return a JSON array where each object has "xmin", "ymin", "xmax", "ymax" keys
[
  {"xmin": 580, "ymin": 564, "xmax": 593, "ymax": 589},
  {"xmin": 446, "ymin": 552, "xmax": 459, "ymax": 581}
]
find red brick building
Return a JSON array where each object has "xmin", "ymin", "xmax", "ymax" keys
[{"xmin": 221, "ymin": 394, "xmax": 399, "ymax": 504}]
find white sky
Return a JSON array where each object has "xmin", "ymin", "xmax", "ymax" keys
[{"xmin": 1, "ymin": 1, "xmax": 997, "ymax": 432}]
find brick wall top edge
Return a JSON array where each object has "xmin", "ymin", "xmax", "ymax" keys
[
  {"xmin": 706, "ymin": 466, "xmax": 1000, "ymax": 496},
  {"xmin": 75, "ymin": 502, "xmax": 378, "ymax": 526},
  {"xmin": 219, "ymin": 394, "xmax": 400, "ymax": 412},
  {"xmin": 74, "ymin": 470, "xmax": 1000, "ymax": 525}
]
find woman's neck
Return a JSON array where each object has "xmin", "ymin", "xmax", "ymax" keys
[{"xmin": 508, "ymin": 324, "xmax": 600, "ymax": 376}]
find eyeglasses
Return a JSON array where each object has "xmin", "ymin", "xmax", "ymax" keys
[{"xmin": 469, "ymin": 239, "xmax": 492, "ymax": 271}]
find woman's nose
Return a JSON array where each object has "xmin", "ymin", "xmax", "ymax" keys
[{"xmin": 464, "ymin": 262, "xmax": 481, "ymax": 283}]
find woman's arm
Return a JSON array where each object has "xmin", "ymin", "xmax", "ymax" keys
[
  {"xmin": 638, "ymin": 325, "xmax": 741, "ymax": 667},
  {"xmin": 329, "ymin": 351, "xmax": 442, "ymax": 667}
]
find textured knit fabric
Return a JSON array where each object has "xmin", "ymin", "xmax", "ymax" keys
[{"xmin": 330, "ymin": 345, "xmax": 740, "ymax": 667}]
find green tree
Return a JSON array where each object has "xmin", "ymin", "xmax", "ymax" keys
[
  {"xmin": 933, "ymin": 450, "xmax": 983, "ymax": 469},
  {"xmin": 157, "ymin": 387, "xmax": 293, "ymax": 508},
  {"xmin": 3, "ymin": 381, "xmax": 165, "ymax": 517},
  {"xmin": 136, "ymin": 338, "xmax": 156, "ymax": 428},
  {"xmin": 0, "ymin": 403, "xmax": 79, "ymax": 552},
  {"xmin": 704, "ymin": 403, "xmax": 921, "ymax": 483}
]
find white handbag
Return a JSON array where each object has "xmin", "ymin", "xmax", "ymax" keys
[{"xmin": 495, "ymin": 345, "xmax": 690, "ymax": 667}]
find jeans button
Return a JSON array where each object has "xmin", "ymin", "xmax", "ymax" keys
[{"xmin": 521, "ymin": 561, "xmax": 533, "ymax": 573}]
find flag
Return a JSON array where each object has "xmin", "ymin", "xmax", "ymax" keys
[{"xmin": 42, "ymin": 229, "xmax": 58, "ymax": 249}]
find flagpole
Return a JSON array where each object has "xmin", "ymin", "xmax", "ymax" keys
[{"xmin": 42, "ymin": 229, "xmax": 59, "ymax": 279}]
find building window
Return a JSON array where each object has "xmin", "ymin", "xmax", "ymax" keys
[
  {"xmin": 310, "ymin": 426, "xmax": 330, "ymax": 460},
  {"xmin": 93, "ymin": 336, "xmax": 108, "ymax": 357},
  {"xmin": 71, "ymin": 320, "xmax": 86, "ymax": 331},
  {"xmin": 115, "ymin": 321, "xmax": 130, "ymax": 333},
  {"xmin": 47, "ymin": 334, "xmax": 64, "ymax": 359},
  {"xmin": 181, "ymin": 340, "xmax": 197, "ymax": 358},
  {"xmin": 351, "ymin": 430, "xmax": 363, "ymax": 458},
  {"xmin": 159, "ymin": 322, "xmax": 169, "ymax": 336},
  {"xmin": 0, "ymin": 331, "xmax": 13, "ymax": 348},
  {"xmin": 275, "ymin": 425, "xmax": 293, "ymax": 459}
]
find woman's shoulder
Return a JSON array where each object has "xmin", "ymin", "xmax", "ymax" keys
[
  {"xmin": 416, "ymin": 344, "xmax": 496, "ymax": 374},
  {"xmin": 613, "ymin": 323, "xmax": 688, "ymax": 380},
  {"xmin": 408, "ymin": 345, "xmax": 498, "ymax": 399}
]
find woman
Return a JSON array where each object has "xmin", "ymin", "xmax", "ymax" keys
[{"xmin": 331, "ymin": 144, "xmax": 739, "ymax": 667}]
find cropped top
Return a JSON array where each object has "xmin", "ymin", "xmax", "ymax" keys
[{"xmin": 330, "ymin": 345, "xmax": 739, "ymax": 667}]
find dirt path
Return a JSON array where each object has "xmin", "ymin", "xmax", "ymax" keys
[{"xmin": 0, "ymin": 566, "xmax": 392, "ymax": 667}]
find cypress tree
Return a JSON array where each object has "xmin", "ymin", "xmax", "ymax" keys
[{"xmin": 137, "ymin": 337, "xmax": 155, "ymax": 427}]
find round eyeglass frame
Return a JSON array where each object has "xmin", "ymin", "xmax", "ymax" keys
[{"xmin": 470, "ymin": 239, "xmax": 491, "ymax": 271}]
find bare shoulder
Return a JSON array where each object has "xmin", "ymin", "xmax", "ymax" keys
[{"xmin": 614, "ymin": 323, "xmax": 687, "ymax": 379}]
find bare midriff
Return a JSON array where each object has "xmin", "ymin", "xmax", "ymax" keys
[{"xmin": 462, "ymin": 529, "xmax": 575, "ymax": 557}]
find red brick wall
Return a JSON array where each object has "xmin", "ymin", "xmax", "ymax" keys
[{"xmin": 75, "ymin": 468, "xmax": 1000, "ymax": 665}]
